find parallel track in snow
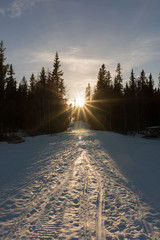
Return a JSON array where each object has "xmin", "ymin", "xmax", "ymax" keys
[{"xmin": 0, "ymin": 128, "xmax": 160, "ymax": 239}]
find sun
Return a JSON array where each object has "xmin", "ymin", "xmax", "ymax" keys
[{"xmin": 76, "ymin": 97, "xmax": 85, "ymax": 107}]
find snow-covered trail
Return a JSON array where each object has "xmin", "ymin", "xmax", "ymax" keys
[{"xmin": 0, "ymin": 122, "xmax": 160, "ymax": 239}]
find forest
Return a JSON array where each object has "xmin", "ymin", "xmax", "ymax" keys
[
  {"xmin": 0, "ymin": 40, "xmax": 160, "ymax": 141},
  {"xmin": 75, "ymin": 64, "xmax": 160, "ymax": 133},
  {"xmin": 0, "ymin": 41, "xmax": 70, "ymax": 141}
]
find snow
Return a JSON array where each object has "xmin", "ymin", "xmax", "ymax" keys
[{"xmin": 0, "ymin": 121, "xmax": 160, "ymax": 239}]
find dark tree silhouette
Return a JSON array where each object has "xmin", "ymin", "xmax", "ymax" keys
[{"xmin": 0, "ymin": 41, "xmax": 8, "ymax": 134}]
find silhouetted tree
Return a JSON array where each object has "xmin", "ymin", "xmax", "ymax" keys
[
  {"xmin": 129, "ymin": 69, "xmax": 136, "ymax": 97},
  {"xmin": 0, "ymin": 41, "xmax": 8, "ymax": 134},
  {"xmin": 113, "ymin": 63, "xmax": 123, "ymax": 97},
  {"xmin": 5, "ymin": 65, "xmax": 17, "ymax": 131},
  {"xmin": 52, "ymin": 52, "xmax": 63, "ymax": 96},
  {"xmin": 6, "ymin": 64, "xmax": 17, "ymax": 99},
  {"xmin": 97, "ymin": 64, "xmax": 106, "ymax": 92},
  {"xmin": 29, "ymin": 73, "xmax": 36, "ymax": 94},
  {"xmin": 85, "ymin": 83, "xmax": 91, "ymax": 101}
]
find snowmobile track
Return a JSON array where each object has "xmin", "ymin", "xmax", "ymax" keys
[{"xmin": 0, "ymin": 126, "xmax": 160, "ymax": 239}]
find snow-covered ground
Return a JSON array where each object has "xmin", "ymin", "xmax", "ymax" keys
[{"xmin": 0, "ymin": 121, "xmax": 160, "ymax": 239}]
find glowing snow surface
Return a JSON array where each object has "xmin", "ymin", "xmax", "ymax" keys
[{"xmin": 0, "ymin": 122, "xmax": 160, "ymax": 239}]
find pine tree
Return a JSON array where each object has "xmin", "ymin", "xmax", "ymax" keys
[
  {"xmin": 114, "ymin": 63, "xmax": 123, "ymax": 96},
  {"xmin": 97, "ymin": 64, "xmax": 106, "ymax": 91},
  {"xmin": 148, "ymin": 73, "xmax": 154, "ymax": 96},
  {"xmin": 18, "ymin": 76, "xmax": 28, "ymax": 96},
  {"xmin": 105, "ymin": 71, "xmax": 112, "ymax": 88},
  {"xmin": 48, "ymin": 53, "xmax": 68, "ymax": 132},
  {"xmin": 0, "ymin": 41, "xmax": 8, "ymax": 134},
  {"xmin": 59, "ymin": 78, "xmax": 65, "ymax": 98},
  {"xmin": 52, "ymin": 52, "xmax": 64, "ymax": 96},
  {"xmin": 124, "ymin": 82, "xmax": 131, "ymax": 97},
  {"xmin": 0, "ymin": 41, "xmax": 8, "ymax": 100},
  {"xmin": 16, "ymin": 77, "xmax": 28, "ymax": 129},
  {"xmin": 6, "ymin": 64, "xmax": 17, "ymax": 99},
  {"xmin": 139, "ymin": 69, "xmax": 146, "ymax": 95},
  {"xmin": 5, "ymin": 65, "xmax": 17, "ymax": 131},
  {"xmin": 85, "ymin": 83, "xmax": 91, "ymax": 101},
  {"xmin": 39, "ymin": 67, "xmax": 47, "ymax": 87},
  {"xmin": 129, "ymin": 69, "xmax": 136, "ymax": 96},
  {"xmin": 29, "ymin": 73, "xmax": 36, "ymax": 94}
]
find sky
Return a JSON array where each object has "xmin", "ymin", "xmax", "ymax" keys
[{"xmin": 1, "ymin": 0, "xmax": 160, "ymax": 102}]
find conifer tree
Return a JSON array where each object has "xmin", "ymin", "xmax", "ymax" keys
[
  {"xmin": 148, "ymin": 73, "xmax": 154, "ymax": 96},
  {"xmin": 29, "ymin": 73, "xmax": 36, "ymax": 94},
  {"xmin": 16, "ymin": 77, "xmax": 28, "ymax": 129},
  {"xmin": 6, "ymin": 64, "xmax": 17, "ymax": 99},
  {"xmin": 139, "ymin": 69, "xmax": 146, "ymax": 95},
  {"xmin": 97, "ymin": 64, "xmax": 106, "ymax": 91},
  {"xmin": 85, "ymin": 83, "xmax": 91, "ymax": 101},
  {"xmin": 0, "ymin": 41, "xmax": 8, "ymax": 134},
  {"xmin": 18, "ymin": 76, "xmax": 28, "ymax": 96},
  {"xmin": 114, "ymin": 63, "xmax": 123, "ymax": 96},
  {"xmin": 5, "ymin": 65, "xmax": 17, "ymax": 131},
  {"xmin": 105, "ymin": 71, "xmax": 112, "ymax": 88},
  {"xmin": 52, "ymin": 52, "xmax": 64, "ymax": 96},
  {"xmin": 39, "ymin": 67, "xmax": 47, "ymax": 87},
  {"xmin": 129, "ymin": 69, "xmax": 136, "ymax": 96},
  {"xmin": 0, "ymin": 41, "xmax": 8, "ymax": 100}
]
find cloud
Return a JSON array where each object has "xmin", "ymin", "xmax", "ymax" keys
[
  {"xmin": 9, "ymin": 0, "xmax": 49, "ymax": 17},
  {"xmin": 21, "ymin": 46, "xmax": 105, "ymax": 76},
  {"xmin": 104, "ymin": 34, "xmax": 160, "ymax": 80},
  {"xmin": 61, "ymin": 46, "xmax": 112, "ymax": 75},
  {"xmin": 9, "ymin": 33, "xmax": 160, "ymax": 101},
  {"xmin": 125, "ymin": 35, "xmax": 160, "ymax": 68},
  {"xmin": 0, "ymin": 8, "xmax": 5, "ymax": 16},
  {"xmin": 10, "ymin": 46, "xmax": 106, "ymax": 99},
  {"xmin": 62, "ymin": 56, "xmax": 100, "ymax": 74}
]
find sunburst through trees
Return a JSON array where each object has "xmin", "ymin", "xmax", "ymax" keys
[
  {"xmin": 71, "ymin": 63, "xmax": 160, "ymax": 133},
  {"xmin": 0, "ymin": 41, "xmax": 160, "ymax": 141},
  {"xmin": 0, "ymin": 41, "xmax": 70, "ymax": 140}
]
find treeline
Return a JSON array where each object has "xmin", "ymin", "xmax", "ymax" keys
[
  {"xmin": 0, "ymin": 41, "xmax": 69, "ymax": 139},
  {"xmin": 1, "ymin": 40, "xmax": 160, "ymax": 138},
  {"xmin": 84, "ymin": 63, "xmax": 160, "ymax": 133}
]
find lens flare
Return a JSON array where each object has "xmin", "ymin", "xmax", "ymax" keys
[{"xmin": 78, "ymin": 135, "xmax": 82, "ymax": 141}]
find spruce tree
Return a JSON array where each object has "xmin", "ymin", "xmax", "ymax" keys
[
  {"xmin": 5, "ymin": 65, "xmax": 17, "ymax": 131},
  {"xmin": 6, "ymin": 64, "xmax": 17, "ymax": 99},
  {"xmin": 18, "ymin": 76, "xmax": 28, "ymax": 96},
  {"xmin": 0, "ymin": 41, "xmax": 8, "ymax": 100},
  {"xmin": 139, "ymin": 69, "xmax": 146, "ymax": 95},
  {"xmin": 52, "ymin": 52, "xmax": 64, "ymax": 97},
  {"xmin": 148, "ymin": 73, "xmax": 154, "ymax": 96},
  {"xmin": 129, "ymin": 69, "xmax": 136, "ymax": 96},
  {"xmin": 29, "ymin": 73, "xmax": 36, "ymax": 94},
  {"xmin": 97, "ymin": 64, "xmax": 106, "ymax": 91},
  {"xmin": 0, "ymin": 41, "xmax": 8, "ymax": 134},
  {"xmin": 17, "ymin": 77, "xmax": 28, "ymax": 129},
  {"xmin": 105, "ymin": 71, "xmax": 112, "ymax": 88},
  {"xmin": 114, "ymin": 63, "xmax": 123, "ymax": 96},
  {"xmin": 39, "ymin": 67, "xmax": 47, "ymax": 87},
  {"xmin": 85, "ymin": 83, "xmax": 91, "ymax": 101}
]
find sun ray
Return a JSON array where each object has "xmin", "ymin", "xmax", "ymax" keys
[
  {"xmin": 81, "ymin": 105, "xmax": 88, "ymax": 122},
  {"xmin": 83, "ymin": 105, "xmax": 105, "ymax": 129},
  {"xmin": 85, "ymin": 102, "xmax": 106, "ymax": 112},
  {"xmin": 90, "ymin": 97, "xmax": 125, "ymax": 104}
]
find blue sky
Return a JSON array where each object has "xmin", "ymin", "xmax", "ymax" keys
[{"xmin": 1, "ymin": 0, "xmax": 160, "ymax": 101}]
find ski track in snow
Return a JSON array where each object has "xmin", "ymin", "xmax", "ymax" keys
[{"xmin": 0, "ymin": 124, "xmax": 160, "ymax": 239}]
